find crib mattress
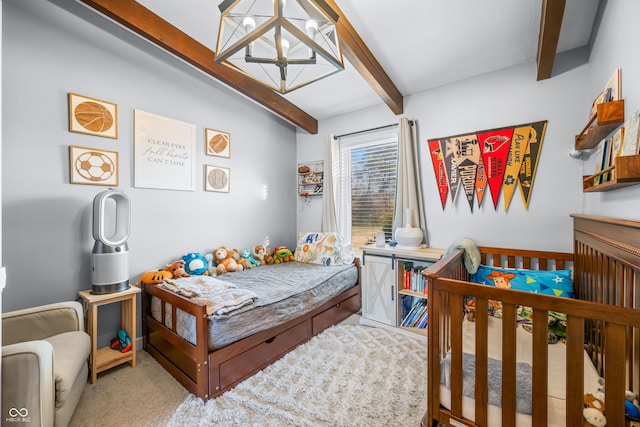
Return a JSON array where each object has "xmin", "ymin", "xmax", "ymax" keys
[
  {"xmin": 151, "ymin": 262, "xmax": 358, "ymax": 350},
  {"xmin": 439, "ymin": 315, "xmax": 601, "ymax": 426}
]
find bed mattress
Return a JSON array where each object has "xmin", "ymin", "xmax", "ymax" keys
[
  {"xmin": 151, "ymin": 262, "xmax": 358, "ymax": 350},
  {"xmin": 439, "ymin": 315, "xmax": 601, "ymax": 426}
]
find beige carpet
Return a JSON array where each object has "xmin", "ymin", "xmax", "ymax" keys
[{"xmin": 69, "ymin": 315, "xmax": 428, "ymax": 426}]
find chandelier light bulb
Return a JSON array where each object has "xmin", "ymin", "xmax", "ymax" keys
[
  {"xmin": 242, "ymin": 16, "xmax": 256, "ymax": 33},
  {"xmin": 280, "ymin": 38, "xmax": 290, "ymax": 58},
  {"xmin": 305, "ymin": 20, "xmax": 318, "ymax": 38}
]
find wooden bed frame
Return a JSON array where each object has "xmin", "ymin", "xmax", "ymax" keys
[
  {"xmin": 423, "ymin": 215, "xmax": 640, "ymax": 427},
  {"xmin": 141, "ymin": 259, "xmax": 361, "ymax": 401}
]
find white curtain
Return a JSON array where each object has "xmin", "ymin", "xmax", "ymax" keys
[
  {"xmin": 321, "ymin": 133, "xmax": 339, "ymax": 232},
  {"xmin": 392, "ymin": 118, "xmax": 428, "ymax": 245}
]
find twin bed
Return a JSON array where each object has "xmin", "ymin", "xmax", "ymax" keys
[
  {"xmin": 423, "ymin": 214, "xmax": 640, "ymax": 426},
  {"xmin": 142, "ymin": 256, "xmax": 361, "ymax": 400}
]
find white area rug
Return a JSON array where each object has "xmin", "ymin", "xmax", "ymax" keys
[{"xmin": 167, "ymin": 324, "xmax": 427, "ymax": 426}]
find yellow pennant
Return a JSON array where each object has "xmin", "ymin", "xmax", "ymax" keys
[{"xmin": 503, "ymin": 126, "xmax": 531, "ymax": 211}]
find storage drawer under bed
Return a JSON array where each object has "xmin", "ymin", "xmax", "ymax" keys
[
  {"xmin": 312, "ymin": 293, "xmax": 360, "ymax": 334},
  {"xmin": 214, "ymin": 319, "xmax": 311, "ymax": 392}
]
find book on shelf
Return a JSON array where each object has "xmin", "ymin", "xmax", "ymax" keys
[
  {"xmin": 401, "ymin": 299, "xmax": 428, "ymax": 328},
  {"xmin": 587, "ymin": 68, "xmax": 622, "ymax": 132},
  {"xmin": 622, "ymin": 109, "xmax": 640, "ymax": 156},
  {"xmin": 604, "ymin": 68, "xmax": 622, "ymax": 103},
  {"xmin": 610, "ymin": 126, "xmax": 624, "ymax": 180},
  {"xmin": 593, "ymin": 137, "xmax": 609, "ymax": 185}
]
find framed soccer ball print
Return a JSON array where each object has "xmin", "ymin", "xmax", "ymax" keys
[
  {"xmin": 69, "ymin": 145, "xmax": 119, "ymax": 186},
  {"xmin": 204, "ymin": 165, "xmax": 230, "ymax": 193},
  {"xmin": 68, "ymin": 93, "xmax": 118, "ymax": 139},
  {"xmin": 205, "ymin": 128, "xmax": 230, "ymax": 158}
]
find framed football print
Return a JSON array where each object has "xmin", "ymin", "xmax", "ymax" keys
[
  {"xmin": 205, "ymin": 128, "xmax": 230, "ymax": 158},
  {"xmin": 68, "ymin": 93, "xmax": 118, "ymax": 139},
  {"xmin": 204, "ymin": 165, "xmax": 230, "ymax": 193},
  {"xmin": 69, "ymin": 145, "xmax": 119, "ymax": 186}
]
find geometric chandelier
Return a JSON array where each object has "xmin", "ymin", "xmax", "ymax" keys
[{"xmin": 215, "ymin": 0, "xmax": 344, "ymax": 94}]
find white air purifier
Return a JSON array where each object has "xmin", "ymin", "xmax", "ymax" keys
[{"xmin": 91, "ymin": 190, "xmax": 131, "ymax": 294}]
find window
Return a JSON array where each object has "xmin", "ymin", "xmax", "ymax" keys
[{"xmin": 338, "ymin": 130, "xmax": 398, "ymax": 249}]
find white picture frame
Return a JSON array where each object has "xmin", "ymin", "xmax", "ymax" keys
[
  {"xmin": 134, "ymin": 109, "xmax": 196, "ymax": 191},
  {"xmin": 204, "ymin": 165, "xmax": 230, "ymax": 193}
]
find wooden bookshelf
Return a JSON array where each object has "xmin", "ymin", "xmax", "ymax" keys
[
  {"xmin": 583, "ymin": 154, "xmax": 640, "ymax": 192},
  {"xmin": 575, "ymin": 100, "xmax": 625, "ymax": 150}
]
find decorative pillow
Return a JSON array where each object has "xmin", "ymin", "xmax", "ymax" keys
[
  {"xmin": 294, "ymin": 232, "xmax": 354, "ymax": 266},
  {"xmin": 471, "ymin": 265, "xmax": 574, "ymax": 298}
]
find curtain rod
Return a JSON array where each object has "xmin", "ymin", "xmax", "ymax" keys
[{"xmin": 336, "ymin": 123, "xmax": 398, "ymax": 139}]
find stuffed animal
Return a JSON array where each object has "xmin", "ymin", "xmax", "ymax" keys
[
  {"xmin": 252, "ymin": 245, "xmax": 268, "ymax": 265},
  {"xmin": 204, "ymin": 253, "xmax": 217, "ymax": 276},
  {"xmin": 626, "ymin": 390, "xmax": 640, "ymax": 419},
  {"xmin": 273, "ymin": 246, "xmax": 294, "ymax": 263},
  {"xmin": 464, "ymin": 297, "xmax": 476, "ymax": 322},
  {"xmin": 135, "ymin": 269, "xmax": 173, "ymax": 286},
  {"xmin": 182, "ymin": 252, "xmax": 208, "ymax": 275},
  {"xmin": 583, "ymin": 407, "xmax": 606, "ymax": 427},
  {"xmin": 165, "ymin": 259, "xmax": 189, "ymax": 278},
  {"xmin": 584, "ymin": 393, "xmax": 606, "ymax": 427},
  {"xmin": 240, "ymin": 249, "xmax": 261, "ymax": 268},
  {"xmin": 229, "ymin": 248, "xmax": 251, "ymax": 270},
  {"xmin": 213, "ymin": 246, "xmax": 243, "ymax": 275}
]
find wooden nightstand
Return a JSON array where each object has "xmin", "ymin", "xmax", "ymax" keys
[{"xmin": 78, "ymin": 285, "xmax": 141, "ymax": 383}]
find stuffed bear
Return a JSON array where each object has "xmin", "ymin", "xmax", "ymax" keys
[
  {"xmin": 240, "ymin": 249, "xmax": 261, "ymax": 268},
  {"xmin": 273, "ymin": 246, "xmax": 294, "ymax": 263},
  {"xmin": 182, "ymin": 252, "xmax": 209, "ymax": 275},
  {"xmin": 252, "ymin": 245, "xmax": 268, "ymax": 265},
  {"xmin": 213, "ymin": 246, "xmax": 243, "ymax": 275},
  {"xmin": 165, "ymin": 259, "xmax": 190, "ymax": 278}
]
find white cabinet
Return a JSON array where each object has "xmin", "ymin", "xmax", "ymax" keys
[
  {"xmin": 362, "ymin": 254, "xmax": 397, "ymax": 326},
  {"xmin": 360, "ymin": 244, "xmax": 444, "ymax": 336}
]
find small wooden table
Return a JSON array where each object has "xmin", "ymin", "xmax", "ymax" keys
[{"xmin": 78, "ymin": 285, "xmax": 141, "ymax": 384}]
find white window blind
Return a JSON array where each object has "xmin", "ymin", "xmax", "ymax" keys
[{"xmin": 338, "ymin": 131, "xmax": 398, "ymax": 249}]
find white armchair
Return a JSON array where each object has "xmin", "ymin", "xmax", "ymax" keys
[{"xmin": 2, "ymin": 301, "xmax": 90, "ymax": 427}]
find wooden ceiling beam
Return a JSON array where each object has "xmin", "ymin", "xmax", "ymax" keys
[
  {"xmin": 536, "ymin": 0, "xmax": 566, "ymax": 81},
  {"xmin": 78, "ymin": 0, "xmax": 319, "ymax": 134},
  {"xmin": 325, "ymin": 0, "xmax": 404, "ymax": 115}
]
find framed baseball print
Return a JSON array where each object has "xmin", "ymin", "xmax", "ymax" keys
[{"xmin": 204, "ymin": 165, "xmax": 230, "ymax": 193}]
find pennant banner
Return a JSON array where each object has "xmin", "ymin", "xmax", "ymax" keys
[
  {"xmin": 478, "ymin": 128, "xmax": 514, "ymax": 210},
  {"xmin": 442, "ymin": 138, "xmax": 461, "ymax": 205},
  {"xmin": 427, "ymin": 120, "xmax": 547, "ymax": 212},
  {"xmin": 427, "ymin": 139, "xmax": 449, "ymax": 209},
  {"xmin": 451, "ymin": 134, "xmax": 480, "ymax": 212},
  {"xmin": 518, "ymin": 121, "xmax": 547, "ymax": 209},
  {"xmin": 502, "ymin": 126, "xmax": 531, "ymax": 211}
]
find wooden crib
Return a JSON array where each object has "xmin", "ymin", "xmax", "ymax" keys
[{"xmin": 423, "ymin": 214, "xmax": 640, "ymax": 426}]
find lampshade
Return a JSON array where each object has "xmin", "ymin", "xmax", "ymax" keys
[{"xmin": 215, "ymin": 0, "xmax": 344, "ymax": 94}]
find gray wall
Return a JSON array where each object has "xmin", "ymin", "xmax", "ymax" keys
[
  {"xmin": 2, "ymin": 1, "xmax": 297, "ymax": 342},
  {"xmin": 297, "ymin": 1, "xmax": 640, "ymax": 252}
]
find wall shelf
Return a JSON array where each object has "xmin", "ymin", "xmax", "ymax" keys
[
  {"xmin": 583, "ymin": 154, "xmax": 640, "ymax": 192},
  {"xmin": 298, "ymin": 160, "xmax": 324, "ymax": 197},
  {"xmin": 575, "ymin": 100, "xmax": 625, "ymax": 150}
]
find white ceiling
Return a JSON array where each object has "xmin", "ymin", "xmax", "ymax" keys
[{"xmin": 135, "ymin": 0, "xmax": 600, "ymax": 120}]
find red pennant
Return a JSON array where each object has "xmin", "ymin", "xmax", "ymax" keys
[
  {"xmin": 478, "ymin": 128, "xmax": 514, "ymax": 209},
  {"xmin": 428, "ymin": 139, "xmax": 449, "ymax": 209}
]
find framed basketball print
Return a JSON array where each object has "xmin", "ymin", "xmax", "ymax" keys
[
  {"xmin": 205, "ymin": 128, "xmax": 230, "ymax": 158},
  {"xmin": 69, "ymin": 145, "xmax": 119, "ymax": 186},
  {"xmin": 68, "ymin": 93, "xmax": 118, "ymax": 139},
  {"xmin": 204, "ymin": 165, "xmax": 230, "ymax": 193}
]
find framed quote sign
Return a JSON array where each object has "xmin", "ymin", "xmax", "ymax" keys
[{"xmin": 134, "ymin": 109, "xmax": 196, "ymax": 191}]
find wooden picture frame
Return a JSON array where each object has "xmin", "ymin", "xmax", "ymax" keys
[
  {"xmin": 68, "ymin": 93, "xmax": 118, "ymax": 139},
  {"xmin": 204, "ymin": 165, "xmax": 230, "ymax": 193},
  {"xmin": 69, "ymin": 145, "xmax": 119, "ymax": 186},
  {"xmin": 205, "ymin": 128, "xmax": 231, "ymax": 158}
]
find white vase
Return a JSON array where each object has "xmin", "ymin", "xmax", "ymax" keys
[{"xmin": 395, "ymin": 208, "xmax": 422, "ymax": 248}]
